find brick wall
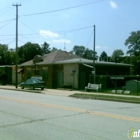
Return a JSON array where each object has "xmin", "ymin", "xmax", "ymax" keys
[{"xmin": 63, "ymin": 64, "xmax": 79, "ymax": 89}]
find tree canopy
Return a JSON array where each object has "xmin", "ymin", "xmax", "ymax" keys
[
  {"xmin": 111, "ymin": 49, "xmax": 124, "ymax": 63},
  {"xmin": 41, "ymin": 42, "xmax": 51, "ymax": 55},
  {"xmin": 99, "ymin": 51, "xmax": 108, "ymax": 61},
  {"xmin": 18, "ymin": 42, "xmax": 42, "ymax": 64},
  {"xmin": 124, "ymin": 30, "xmax": 140, "ymax": 74},
  {"xmin": 125, "ymin": 31, "xmax": 140, "ymax": 56},
  {"xmin": 0, "ymin": 44, "xmax": 8, "ymax": 65},
  {"xmin": 71, "ymin": 45, "xmax": 98, "ymax": 60}
]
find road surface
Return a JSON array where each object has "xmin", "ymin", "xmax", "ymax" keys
[{"xmin": 0, "ymin": 89, "xmax": 140, "ymax": 140}]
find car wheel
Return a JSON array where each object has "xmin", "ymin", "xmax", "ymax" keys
[
  {"xmin": 21, "ymin": 86, "xmax": 24, "ymax": 89},
  {"xmin": 41, "ymin": 87, "xmax": 44, "ymax": 90},
  {"xmin": 30, "ymin": 85, "xmax": 34, "ymax": 90}
]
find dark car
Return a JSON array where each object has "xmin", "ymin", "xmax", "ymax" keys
[{"xmin": 20, "ymin": 78, "xmax": 45, "ymax": 90}]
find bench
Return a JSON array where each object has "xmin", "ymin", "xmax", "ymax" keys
[{"xmin": 85, "ymin": 83, "xmax": 101, "ymax": 91}]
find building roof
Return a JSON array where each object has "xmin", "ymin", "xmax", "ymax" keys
[
  {"xmin": 20, "ymin": 50, "xmax": 81, "ymax": 66},
  {"xmin": 54, "ymin": 58, "xmax": 133, "ymax": 67},
  {"xmin": 20, "ymin": 50, "xmax": 133, "ymax": 67}
]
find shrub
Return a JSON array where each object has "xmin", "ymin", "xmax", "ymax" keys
[{"xmin": 0, "ymin": 72, "xmax": 8, "ymax": 85}]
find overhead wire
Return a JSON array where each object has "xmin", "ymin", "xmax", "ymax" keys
[
  {"xmin": 19, "ymin": 20, "xmax": 58, "ymax": 47},
  {"xmin": 0, "ymin": 0, "xmax": 103, "ymax": 49},
  {"xmin": 0, "ymin": 20, "xmax": 14, "ymax": 30},
  {"xmin": 7, "ymin": 39, "xmax": 15, "ymax": 46},
  {"xmin": 0, "ymin": 18, "xmax": 15, "ymax": 24},
  {"xmin": 20, "ymin": 0, "xmax": 105, "ymax": 17},
  {"xmin": 85, "ymin": 31, "xmax": 93, "ymax": 48},
  {"xmin": 58, "ymin": 26, "xmax": 93, "ymax": 34},
  {"xmin": 19, "ymin": 34, "xmax": 35, "ymax": 43},
  {"xmin": 0, "ymin": 7, "xmax": 14, "ymax": 17}
]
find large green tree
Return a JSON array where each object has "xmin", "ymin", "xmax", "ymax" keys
[
  {"xmin": 4, "ymin": 49, "xmax": 16, "ymax": 65},
  {"xmin": 41, "ymin": 42, "xmax": 51, "ymax": 55},
  {"xmin": 18, "ymin": 42, "xmax": 42, "ymax": 64},
  {"xmin": 111, "ymin": 49, "xmax": 124, "ymax": 63},
  {"xmin": 0, "ymin": 44, "xmax": 8, "ymax": 65},
  {"xmin": 72, "ymin": 45, "xmax": 98, "ymax": 60},
  {"xmin": 99, "ymin": 51, "xmax": 108, "ymax": 61},
  {"xmin": 83, "ymin": 48, "xmax": 98, "ymax": 60},
  {"xmin": 72, "ymin": 45, "xmax": 86, "ymax": 57},
  {"xmin": 125, "ymin": 31, "xmax": 140, "ymax": 56},
  {"xmin": 125, "ymin": 31, "xmax": 140, "ymax": 75}
]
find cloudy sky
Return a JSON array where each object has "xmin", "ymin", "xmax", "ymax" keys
[{"xmin": 0, "ymin": 0, "xmax": 140, "ymax": 56}]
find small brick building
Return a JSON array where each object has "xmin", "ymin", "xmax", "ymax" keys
[{"xmin": 19, "ymin": 50, "xmax": 133, "ymax": 89}]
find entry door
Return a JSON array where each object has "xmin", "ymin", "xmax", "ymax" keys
[
  {"xmin": 79, "ymin": 71, "xmax": 86, "ymax": 89},
  {"xmin": 57, "ymin": 71, "xmax": 63, "ymax": 88}
]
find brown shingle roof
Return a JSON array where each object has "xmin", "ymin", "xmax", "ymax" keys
[{"xmin": 20, "ymin": 50, "xmax": 81, "ymax": 66}]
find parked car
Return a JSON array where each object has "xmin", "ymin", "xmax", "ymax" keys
[{"xmin": 20, "ymin": 78, "xmax": 45, "ymax": 90}]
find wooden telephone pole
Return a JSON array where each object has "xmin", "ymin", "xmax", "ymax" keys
[{"xmin": 13, "ymin": 4, "xmax": 21, "ymax": 88}]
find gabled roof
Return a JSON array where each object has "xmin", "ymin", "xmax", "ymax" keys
[
  {"xmin": 19, "ymin": 50, "xmax": 133, "ymax": 67},
  {"xmin": 20, "ymin": 50, "xmax": 81, "ymax": 66}
]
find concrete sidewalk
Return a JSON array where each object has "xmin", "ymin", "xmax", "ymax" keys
[{"xmin": 0, "ymin": 85, "xmax": 140, "ymax": 99}]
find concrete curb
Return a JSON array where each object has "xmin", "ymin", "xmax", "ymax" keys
[
  {"xmin": 69, "ymin": 93, "xmax": 140, "ymax": 104},
  {"xmin": 0, "ymin": 87, "xmax": 42, "ymax": 94},
  {"xmin": 95, "ymin": 96, "xmax": 140, "ymax": 104}
]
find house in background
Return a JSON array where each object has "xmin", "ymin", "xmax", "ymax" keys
[{"xmin": 18, "ymin": 50, "xmax": 134, "ymax": 90}]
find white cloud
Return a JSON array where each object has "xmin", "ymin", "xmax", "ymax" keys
[
  {"xmin": 96, "ymin": 45, "xmax": 108, "ymax": 50},
  {"xmin": 53, "ymin": 39, "xmax": 71, "ymax": 44},
  {"xmin": 110, "ymin": 1, "xmax": 117, "ymax": 9},
  {"xmin": 39, "ymin": 30, "xmax": 59, "ymax": 38}
]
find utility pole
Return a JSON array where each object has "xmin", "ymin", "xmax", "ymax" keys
[
  {"xmin": 93, "ymin": 25, "xmax": 96, "ymax": 84},
  {"xmin": 13, "ymin": 4, "xmax": 21, "ymax": 88}
]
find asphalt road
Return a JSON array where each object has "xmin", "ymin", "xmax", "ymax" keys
[{"xmin": 0, "ymin": 89, "xmax": 140, "ymax": 140}]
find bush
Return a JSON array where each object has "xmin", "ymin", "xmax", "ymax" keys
[{"xmin": 0, "ymin": 72, "xmax": 8, "ymax": 85}]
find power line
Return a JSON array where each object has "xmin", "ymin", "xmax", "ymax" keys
[
  {"xmin": 19, "ymin": 20, "xmax": 58, "ymax": 47},
  {"xmin": 58, "ymin": 26, "xmax": 93, "ymax": 34},
  {"xmin": 0, "ymin": 18, "xmax": 16, "ymax": 24},
  {"xmin": 19, "ymin": 34, "xmax": 35, "ymax": 42},
  {"xmin": 0, "ymin": 38, "xmax": 15, "ymax": 41},
  {"xmin": 20, "ymin": 0, "xmax": 105, "ymax": 17},
  {"xmin": 0, "ymin": 7, "xmax": 14, "ymax": 17},
  {"xmin": 85, "ymin": 31, "xmax": 93, "ymax": 48},
  {"xmin": 0, "ymin": 20, "xmax": 14, "ymax": 29},
  {"xmin": 18, "ymin": 39, "xmax": 26, "ymax": 44},
  {"xmin": 7, "ymin": 39, "xmax": 15, "ymax": 46}
]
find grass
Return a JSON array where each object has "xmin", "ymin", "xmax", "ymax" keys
[{"xmin": 69, "ymin": 93, "xmax": 140, "ymax": 104}]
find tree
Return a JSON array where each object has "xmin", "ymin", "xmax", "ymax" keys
[
  {"xmin": 125, "ymin": 31, "xmax": 140, "ymax": 74},
  {"xmin": 125, "ymin": 31, "xmax": 140, "ymax": 56},
  {"xmin": 71, "ymin": 45, "xmax": 98, "ymax": 60},
  {"xmin": 0, "ymin": 44, "xmax": 8, "ymax": 65},
  {"xmin": 18, "ymin": 42, "xmax": 42, "ymax": 64},
  {"xmin": 51, "ymin": 47, "xmax": 58, "ymax": 52},
  {"xmin": 41, "ymin": 42, "xmax": 51, "ymax": 55},
  {"xmin": 72, "ymin": 45, "xmax": 86, "ymax": 57},
  {"xmin": 111, "ymin": 49, "xmax": 124, "ymax": 63},
  {"xmin": 99, "ymin": 51, "xmax": 108, "ymax": 61},
  {"xmin": 83, "ymin": 48, "xmax": 98, "ymax": 60}
]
